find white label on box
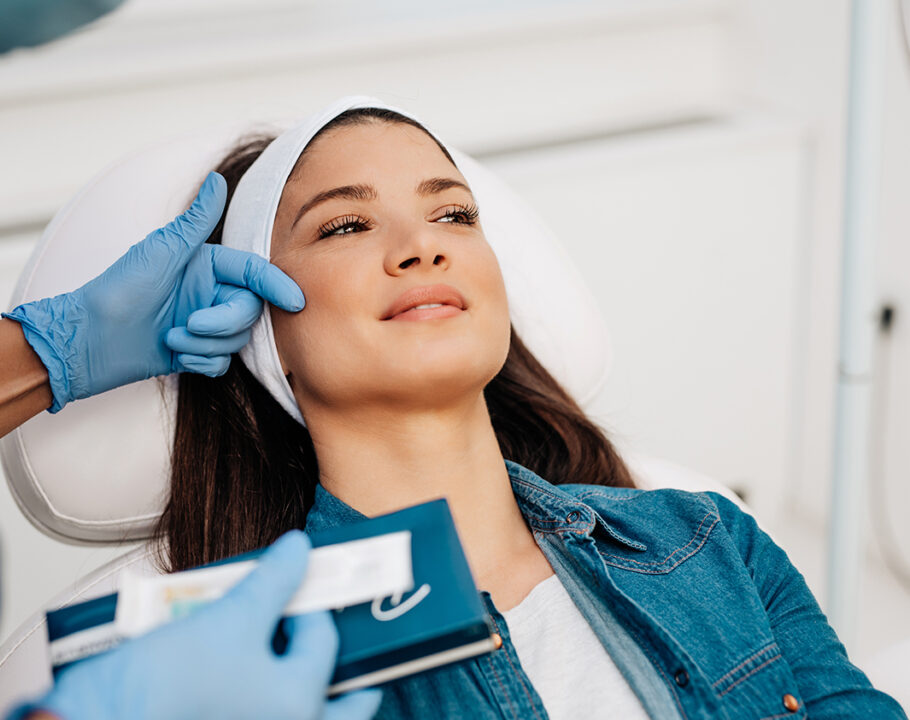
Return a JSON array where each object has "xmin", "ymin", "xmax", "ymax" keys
[{"xmin": 115, "ymin": 531, "xmax": 413, "ymax": 638}]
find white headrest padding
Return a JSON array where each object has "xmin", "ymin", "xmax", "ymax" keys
[{"xmin": 0, "ymin": 110, "xmax": 612, "ymax": 545}]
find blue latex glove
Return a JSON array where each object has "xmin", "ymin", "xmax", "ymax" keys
[
  {"xmin": 9, "ymin": 531, "xmax": 382, "ymax": 720},
  {"xmin": 2, "ymin": 171, "xmax": 304, "ymax": 412}
]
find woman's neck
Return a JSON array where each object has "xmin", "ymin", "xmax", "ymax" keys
[{"xmin": 304, "ymin": 394, "xmax": 537, "ymax": 584}]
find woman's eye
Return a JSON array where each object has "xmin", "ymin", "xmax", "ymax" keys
[
  {"xmin": 318, "ymin": 215, "xmax": 371, "ymax": 239},
  {"xmin": 437, "ymin": 203, "xmax": 480, "ymax": 225}
]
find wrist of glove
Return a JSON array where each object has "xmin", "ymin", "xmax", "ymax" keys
[{"xmin": 3, "ymin": 293, "xmax": 91, "ymax": 413}]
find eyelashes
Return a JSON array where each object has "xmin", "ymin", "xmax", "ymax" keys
[
  {"xmin": 316, "ymin": 202, "xmax": 480, "ymax": 240},
  {"xmin": 439, "ymin": 202, "xmax": 480, "ymax": 225}
]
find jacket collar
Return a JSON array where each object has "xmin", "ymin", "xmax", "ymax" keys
[{"xmin": 303, "ymin": 458, "xmax": 646, "ymax": 552}]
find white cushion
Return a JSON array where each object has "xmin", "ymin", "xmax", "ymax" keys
[{"xmin": 0, "ymin": 544, "xmax": 160, "ymax": 718}]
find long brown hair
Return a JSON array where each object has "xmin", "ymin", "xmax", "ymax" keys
[{"xmin": 156, "ymin": 108, "xmax": 636, "ymax": 572}]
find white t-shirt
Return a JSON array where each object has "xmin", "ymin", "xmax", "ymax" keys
[{"xmin": 501, "ymin": 573, "xmax": 652, "ymax": 720}]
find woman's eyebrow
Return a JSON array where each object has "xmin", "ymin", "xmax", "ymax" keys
[{"xmin": 291, "ymin": 176, "xmax": 473, "ymax": 230}]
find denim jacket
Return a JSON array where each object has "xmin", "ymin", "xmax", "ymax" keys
[{"xmin": 304, "ymin": 459, "xmax": 906, "ymax": 720}]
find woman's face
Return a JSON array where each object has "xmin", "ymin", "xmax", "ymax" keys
[{"xmin": 269, "ymin": 120, "xmax": 511, "ymax": 419}]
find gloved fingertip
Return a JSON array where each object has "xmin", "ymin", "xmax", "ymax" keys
[
  {"xmin": 260, "ymin": 264, "xmax": 305, "ymax": 312},
  {"xmin": 201, "ymin": 171, "xmax": 227, "ymax": 203},
  {"xmin": 278, "ymin": 279, "xmax": 306, "ymax": 312},
  {"xmin": 271, "ymin": 529, "xmax": 311, "ymax": 557},
  {"xmin": 208, "ymin": 361, "xmax": 231, "ymax": 377},
  {"xmin": 261, "ymin": 532, "xmax": 314, "ymax": 592},
  {"xmin": 184, "ymin": 172, "xmax": 227, "ymax": 235},
  {"xmin": 176, "ymin": 353, "xmax": 200, "ymax": 371},
  {"xmin": 290, "ymin": 287, "xmax": 306, "ymax": 312}
]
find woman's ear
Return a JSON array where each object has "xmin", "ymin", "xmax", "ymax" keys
[
  {"xmin": 274, "ymin": 343, "xmax": 290, "ymax": 381},
  {"xmin": 279, "ymin": 354, "xmax": 295, "ymax": 387},
  {"xmin": 272, "ymin": 331, "xmax": 289, "ymax": 377}
]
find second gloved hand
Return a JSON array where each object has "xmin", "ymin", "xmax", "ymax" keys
[
  {"xmin": 12, "ymin": 531, "xmax": 382, "ymax": 720},
  {"xmin": 2, "ymin": 171, "xmax": 304, "ymax": 412}
]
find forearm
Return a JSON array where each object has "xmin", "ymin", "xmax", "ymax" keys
[
  {"xmin": 708, "ymin": 491, "xmax": 908, "ymax": 718},
  {"xmin": 0, "ymin": 317, "xmax": 53, "ymax": 437}
]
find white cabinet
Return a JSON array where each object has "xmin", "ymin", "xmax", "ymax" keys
[{"xmin": 486, "ymin": 116, "xmax": 808, "ymax": 525}]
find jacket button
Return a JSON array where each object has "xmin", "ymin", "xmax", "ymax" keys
[
  {"xmin": 567, "ymin": 511, "xmax": 581, "ymax": 523},
  {"xmin": 782, "ymin": 693, "xmax": 800, "ymax": 712},
  {"xmin": 674, "ymin": 669, "xmax": 689, "ymax": 687},
  {"xmin": 491, "ymin": 633, "xmax": 503, "ymax": 650}
]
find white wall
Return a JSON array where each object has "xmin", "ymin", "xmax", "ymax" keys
[
  {"xmin": 734, "ymin": 0, "xmax": 910, "ymax": 611},
  {"xmin": 730, "ymin": 0, "xmax": 910, "ymax": 668},
  {"xmin": 730, "ymin": 0, "xmax": 851, "ymax": 526},
  {"xmin": 873, "ymin": 3, "xmax": 910, "ymax": 575}
]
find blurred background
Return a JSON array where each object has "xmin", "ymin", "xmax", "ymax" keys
[{"xmin": 0, "ymin": 0, "xmax": 909, "ymax": 705}]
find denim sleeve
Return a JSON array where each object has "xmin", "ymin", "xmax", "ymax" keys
[{"xmin": 704, "ymin": 491, "xmax": 907, "ymax": 719}]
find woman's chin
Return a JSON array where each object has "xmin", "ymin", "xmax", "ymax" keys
[{"xmin": 394, "ymin": 359, "xmax": 502, "ymax": 399}]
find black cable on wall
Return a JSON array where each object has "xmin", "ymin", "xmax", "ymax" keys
[{"xmin": 869, "ymin": 303, "xmax": 910, "ymax": 594}]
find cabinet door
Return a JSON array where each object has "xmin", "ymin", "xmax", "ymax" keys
[{"xmin": 485, "ymin": 119, "xmax": 807, "ymax": 525}]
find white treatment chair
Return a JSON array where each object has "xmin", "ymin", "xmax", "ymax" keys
[{"xmin": 0, "ymin": 122, "xmax": 754, "ymax": 716}]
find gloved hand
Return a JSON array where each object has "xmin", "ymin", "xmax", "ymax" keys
[
  {"xmin": 1, "ymin": 171, "xmax": 304, "ymax": 412},
  {"xmin": 10, "ymin": 531, "xmax": 382, "ymax": 720}
]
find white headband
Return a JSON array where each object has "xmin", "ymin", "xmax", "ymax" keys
[{"xmin": 222, "ymin": 95, "xmax": 440, "ymax": 425}]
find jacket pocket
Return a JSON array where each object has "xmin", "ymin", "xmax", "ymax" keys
[
  {"xmin": 712, "ymin": 642, "xmax": 807, "ymax": 720},
  {"xmin": 597, "ymin": 498, "xmax": 720, "ymax": 575}
]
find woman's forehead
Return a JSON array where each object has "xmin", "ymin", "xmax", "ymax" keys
[{"xmin": 290, "ymin": 121, "xmax": 460, "ymax": 184}]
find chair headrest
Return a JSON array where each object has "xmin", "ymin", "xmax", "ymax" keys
[{"xmin": 1, "ymin": 123, "xmax": 613, "ymax": 544}]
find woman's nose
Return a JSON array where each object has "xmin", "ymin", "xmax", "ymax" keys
[{"xmin": 384, "ymin": 223, "xmax": 450, "ymax": 274}]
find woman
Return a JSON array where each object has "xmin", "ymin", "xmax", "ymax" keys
[{"xmin": 157, "ymin": 96, "xmax": 905, "ymax": 719}]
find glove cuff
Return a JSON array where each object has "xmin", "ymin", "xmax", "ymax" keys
[{"xmin": 2, "ymin": 296, "xmax": 85, "ymax": 414}]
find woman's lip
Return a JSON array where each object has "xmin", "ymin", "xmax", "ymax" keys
[
  {"xmin": 388, "ymin": 305, "xmax": 464, "ymax": 321},
  {"xmin": 381, "ymin": 283, "xmax": 466, "ymax": 320}
]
